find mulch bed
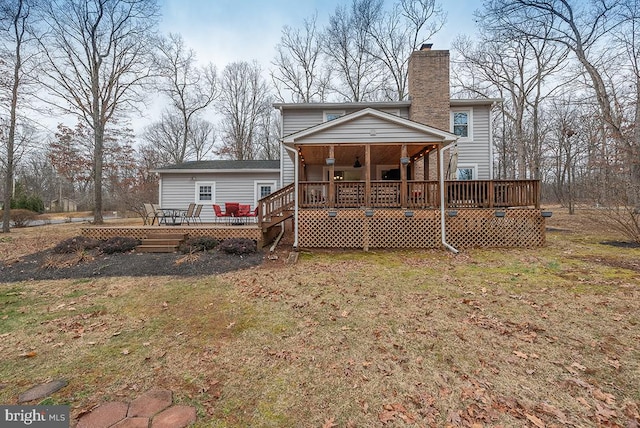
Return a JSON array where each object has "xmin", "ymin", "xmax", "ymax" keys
[{"xmin": 0, "ymin": 250, "xmax": 264, "ymax": 283}]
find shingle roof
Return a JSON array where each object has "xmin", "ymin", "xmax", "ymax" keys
[{"xmin": 155, "ymin": 160, "xmax": 280, "ymax": 172}]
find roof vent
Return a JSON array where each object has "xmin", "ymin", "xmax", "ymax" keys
[{"xmin": 420, "ymin": 43, "xmax": 433, "ymax": 51}]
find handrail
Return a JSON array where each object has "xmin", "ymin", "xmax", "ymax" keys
[
  {"xmin": 298, "ymin": 180, "xmax": 540, "ymax": 209},
  {"xmin": 258, "ymin": 183, "xmax": 295, "ymax": 228}
]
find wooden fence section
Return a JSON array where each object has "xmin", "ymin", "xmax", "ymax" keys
[
  {"xmin": 298, "ymin": 208, "xmax": 546, "ymax": 249},
  {"xmin": 299, "ymin": 180, "xmax": 539, "ymax": 210}
]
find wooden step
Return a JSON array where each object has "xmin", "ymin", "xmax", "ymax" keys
[
  {"xmin": 136, "ymin": 233, "xmax": 187, "ymax": 253},
  {"xmin": 136, "ymin": 244, "xmax": 179, "ymax": 253},
  {"xmin": 145, "ymin": 233, "xmax": 188, "ymax": 240},
  {"xmin": 142, "ymin": 238, "xmax": 184, "ymax": 246}
]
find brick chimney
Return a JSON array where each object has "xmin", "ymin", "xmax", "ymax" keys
[{"xmin": 408, "ymin": 45, "xmax": 450, "ymax": 131}]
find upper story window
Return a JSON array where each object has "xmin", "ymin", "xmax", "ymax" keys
[
  {"xmin": 324, "ymin": 110, "xmax": 345, "ymax": 122},
  {"xmin": 453, "ymin": 112, "xmax": 469, "ymax": 137},
  {"xmin": 451, "ymin": 109, "xmax": 472, "ymax": 139}
]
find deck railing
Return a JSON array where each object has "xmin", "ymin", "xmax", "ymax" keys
[
  {"xmin": 299, "ymin": 180, "xmax": 539, "ymax": 209},
  {"xmin": 258, "ymin": 183, "xmax": 295, "ymax": 228}
]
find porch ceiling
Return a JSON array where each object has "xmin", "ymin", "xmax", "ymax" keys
[{"xmin": 299, "ymin": 143, "xmax": 437, "ymax": 166}]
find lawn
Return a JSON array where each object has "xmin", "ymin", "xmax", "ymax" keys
[{"xmin": 0, "ymin": 210, "xmax": 639, "ymax": 427}]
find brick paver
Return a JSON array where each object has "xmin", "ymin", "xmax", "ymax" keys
[
  {"xmin": 74, "ymin": 390, "xmax": 197, "ymax": 427},
  {"xmin": 127, "ymin": 389, "xmax": 172, "ymax": 417},
  {"xmin": 76, "ymin": 401, "xmax": 129, "ymax": 428},
  {"xmin": 151, "ymin": 405, "xmax": 197, "ymax": 428}
]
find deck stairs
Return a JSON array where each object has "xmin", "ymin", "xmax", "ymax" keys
[
  {"xmin": 136, "ymin": 232, "xmax": 187, "ymax": 253},
  {"xmin": 259, "ymin": 183, "xmax": 295, "ymax": 231}
]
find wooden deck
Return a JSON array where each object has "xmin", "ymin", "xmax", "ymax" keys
[{"xmin": 81, "ymin": 222, "xmax": 276, "ymax": 247}]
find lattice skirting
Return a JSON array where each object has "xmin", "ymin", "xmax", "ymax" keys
[
  {"xmin": 298, "ymin": 208, "xmax": 545, "ymax": 249},
  {"xmin": 81, "ymin": 226, "xmax": 264, "ymax": 246}
]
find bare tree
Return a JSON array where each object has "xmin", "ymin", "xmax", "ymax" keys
[
  {"xmin": 143, "ymin": 111, "xmax": 188, "ymax": 165},
  {"xmin": 365, "ymin": 0, "xmax": 446, "ymax": 100},
  {"xmin": 188, "ymin": 117, "xmax": 215, "ymax": 161},
  {"xmin": 482, "ymin": 0, "xmax": 640, "ymax": 203},
  {"xmin": 271, "ymin": 12, "xmax": 330, "ymax": 103},
  {"xmin": 217, "ymin": 61, "xmax": 272, "ymax": 160},
  {"xmin": 153, "ymin": 33, "xmax": 218, "ymax": 162},
  {"xmin": 323, "ymin": 0, "xmax": 383, "ymax": 101},
  {"xmin": 452, "ymin": 18, "xmax": 568, "ymax": 179},
  {"xmin": 0, "ymin": 0, "xmax": 34, "ymax": 232},
  {"xmin": 38, "ymin": 0, "xmax": 159, "ymax": 223}
]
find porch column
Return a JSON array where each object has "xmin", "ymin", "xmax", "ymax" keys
[
  {"xmin": 364, "ymin": 144, "xmax": 371, "ymax": 207},
  {"xmin": 328, "ymin": 145, "xmax": 335, "ymax": 208},
  {"xmin": 401, "ymin": 144, "xmax": 408, "ymax": 207}
]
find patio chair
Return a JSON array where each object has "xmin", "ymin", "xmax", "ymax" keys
[
  {"xmin": 190, "ymin": 204, "xmax": 203, "ymax": 224},
  {"xmin": 224, "ymin": 202, "xmax": 239, "ymax": 217},
  {"xmin": 181, "ymin": 203, "xmax": 196, "ymax": 225},
  {"xmin": 238, "ymin": 204, "xmax": 251, "ymax": 217},
  {"xmin": 213, "ymin": 204, "xmax": 228, "ymax": 224},
  {"xmin": 143, "ymin": 203, "xmax": 157, "ymax": 225}
]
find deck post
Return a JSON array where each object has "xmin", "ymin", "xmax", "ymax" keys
[
  {"xmin": 400, "ymin": 144, "xmax": 408, "ymax": 207},
  {"xmin": 328, "ymin": 145, "xmax": 335, "ymax": 208},
  {"xmin": 365, "ymin": 145, "xmax": 371, "ymax": 207}
]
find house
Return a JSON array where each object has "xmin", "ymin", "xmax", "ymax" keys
[
  {"xmin": 154, "ymin": 160, "xmax": 280, "ymax": 223},
  {"xmin": 155, "ymin": 45, "xmax": 546, "ymax": 250}
]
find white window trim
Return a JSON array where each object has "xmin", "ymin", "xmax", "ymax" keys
[
  {"xmin": 456, "ymin": 164, "xmax": 478, "ymax": 180},
  {"xmin": 323, "ymin": 110, "xmax": 346, "ymax": 122},
  {"xmin": 254, "ymin": 180, "xmax": 277, "ymax": 207},
  {"xmin": 451, "ymin": 108, "xmax": 473, "ymax": 141},
  {"xmin": 194, "ymin": 181, "xmax": 215, "ymax": 203}
]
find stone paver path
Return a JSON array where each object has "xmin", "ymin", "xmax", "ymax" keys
[{"xmin": 76, "ymin": 389, "xmax": 196, "ymax": 428}]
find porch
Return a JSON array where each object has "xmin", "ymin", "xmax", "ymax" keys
[{"xmin": 258, "ymin": 179, "xmax": 546, "ymax": 249}]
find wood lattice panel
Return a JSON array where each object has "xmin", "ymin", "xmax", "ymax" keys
[
  {"xmin": 298, "ymin": 208, "xmax": 545, "ymax": 249},
  {"xmin": 82, "ymin": 226, "xmax": 263, "ymax": 246},
  {"xmin": 446, "ymin": 209, "xmax": 545, "ymax": 248}
]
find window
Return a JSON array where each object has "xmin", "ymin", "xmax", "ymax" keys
[
  {"xmin": 456, "ymin": 165, "xmax": 476, "ymax": 180},
  {"xmin": 453, "ymin": 112, "xmax": 469, "ymax": 137},
  {"xmin": 324, "ymin": 110, "xmax": 345, "ymax": 122},
  {"xmin": 451, "ymin": 109, "xmax": 472, "ymax": 139},
  {"xmin": 255, "ymin": 180, "xmax": 277, "ymax": 206},
  {"xmin": 195, "ymin": 182, "xmax": 215, "ymax": 203}
]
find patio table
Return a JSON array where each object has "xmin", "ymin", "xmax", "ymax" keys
[{"xmin": 158, "ymin": 208, "xmax": 187, "ymax": 225}]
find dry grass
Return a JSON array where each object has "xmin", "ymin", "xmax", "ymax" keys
[{"xmin": 0, "ymin": 208, "xmax": 639, "ymax": 427}]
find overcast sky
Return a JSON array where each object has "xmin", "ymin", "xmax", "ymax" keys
[{"xmin": 157, "ymin": 0, "xmax": 481, "ymax": 71}]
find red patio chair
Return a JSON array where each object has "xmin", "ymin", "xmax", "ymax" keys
[
  {"xmin": 225, "ymin": 202, "xmax": 239, "ymax": 217},
  {"xmin": 238, "ymin": 204, "xmax": 251, "ymax": 217},
  {"xmin": 213, "ymin": 204, "xmax": 228, "ymax": 223}
]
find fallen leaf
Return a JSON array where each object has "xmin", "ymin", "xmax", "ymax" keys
[
  {"xmin": 571, "ymin": 362, "xmax": 586, "ymax": 371},
  {"xmin": 19, "ymin": 351, "xmax": 37, "ymax": 358},
  {"xmin": 525, "ymin": 413, "xmax": 545, "ymax": 427},
  {"xmin": 121, "ymin": 349, "xmax": 130, "ymax": 355},
  {"xmin": 513, "ymin": 350, "xmax": 528, "ymax": 359},
  {"xmin": 322, "ymin": 417, "xmax": 337, "ymax": 428},
  {"xmin": 378, "ymin": 410, "xmax": 396, "ymax": 424},
  {"xmin": 593, "ymin": 388, "xmax": 615, "ymax": 405},
  {"xmin": 605, "ymin": 358, "xmax": 620, "ymax": 370}
]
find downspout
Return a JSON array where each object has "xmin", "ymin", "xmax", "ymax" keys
[
  {"xmin": 489, "ymin": 101, "xmax": 497, "ymax": 180},
  {"xmin": 439, "ymin": 141, "xmax": 459, "ymax": 254},
  {"xmin": 283, "ymin": 144, "xmax": 299, "ymax": 250}
]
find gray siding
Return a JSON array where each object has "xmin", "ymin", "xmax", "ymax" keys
[
  {"xmin": 159, "ymin": 171, "xmax": 280, "ymax": 222},
  {"xmin": 296, "ymin": 115, "xmax": 441, "ymax": 144},
  {"xmin": 456, "ymin": 105, "xmax": 491, "ymax": 180},
  {"xmin": 281, "ymin": 145, "xmax": 295, "ymax": 185},
  {"xmin": 282, "ymin": 107, "xmax": 409, "ymax": 136}
]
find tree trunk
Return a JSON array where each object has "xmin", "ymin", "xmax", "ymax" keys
[{"xmin": 2, "ymin": 0, "xmax": 24, "ymax": 233}]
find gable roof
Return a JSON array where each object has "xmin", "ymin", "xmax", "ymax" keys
[
  {"xmin": 282, "ymin": 107, "xmax": 457, "ymax": 145},
  {"xmin": 154, "ymin": 160, "xmax": 280, "ymax": 173}
]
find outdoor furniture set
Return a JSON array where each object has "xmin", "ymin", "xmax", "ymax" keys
[{"xmin": 143, "ymin": 202, "xmax": 257, "ymax": 226}]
